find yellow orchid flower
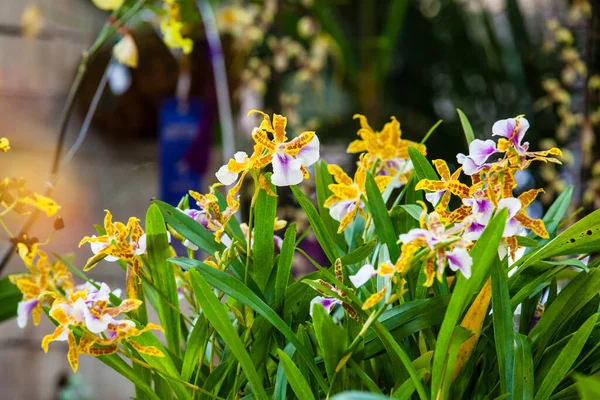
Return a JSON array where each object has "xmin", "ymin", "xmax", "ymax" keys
[
  {"xmin": 217, "ymin": 110, "xmax": 320, "ymax": 193},
  {"xmin": 324, "ymin": 162, "xmax": 391, "ymax": 233},
  {"xmin": 9, "ymin": 244, "xmax": 74, "ymax": 328},
  {"xmin": 189, "ymin": 185, "xmax": 236, "ymax": 243},
  {"xmin": 42, "ymin": 285, "xmax": 162, "ymax": 372},
  {"xmin": 79, "ymin": 210, "xmax": 146, "ymax": 296},
  {"xmin": 18, "ymin": 193, "xmax": 61, "ymax": 217},
  {"xmin": 348, "ymin": 114, "xmax": 426, "ymax": 180}
]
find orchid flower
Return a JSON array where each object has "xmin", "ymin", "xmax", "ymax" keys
[
  {"xmin": 349, "ymin": 261, "xmax": 395, "ymax": 288},
  {"xmin": 456, "ymin": 139, "xmax": 500, "ymax": 175},
  {"xmin": 42, "ymin": 285, "xmax": 163, "ymax": 372},
  {"xmin": 324, "ymin": 162, "xmax": 391, "ymax": 233},
  {"xmin": 10, "ymin": 244, "xmax": 74, "ymax": 328},
  {"xmin": 189, "ymin": 186, "xmax": 237, "ymax": 243},
  {"xmin": 347, "ymin": 114, "xmax": 426, "ymax": 182},
  {"xmin": 399, "ymin": 210, "xmax": 473, "ymax": 285}
]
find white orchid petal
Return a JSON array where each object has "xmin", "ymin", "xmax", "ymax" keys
[
  {"xmin": 328, "ymin": 200, "xmax": 356, "ymax": 222},
  {"xmin": 309, "ymin": 296, "xmax": 342, "ymax": 316},
  {"xmin": 349, "ymin": 264, "xmax": 376, "ymax": 288},
  {"xmin": 297, "ymin": 135, "xmax": 320, "ymax": 167},
  {"xmin": 271, "ymin": 152, "xmax": 304, "ymax": 186},
  {"xmin": 468, "ymin": 139, "xmax": 499, "ymax": 165},
  {"xmin": 216, "ymin": 164, "xmax": 239, "ymax": 186},
  {"xmin": 447, "ymin": 247, "xmax": 472, "ymax": 279},
  {"xmin": 17, "ymin": 298, "xmax": 38, "ymax": 329}
]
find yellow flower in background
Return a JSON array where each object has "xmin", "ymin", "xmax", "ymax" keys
[
  {"xmin": 113, "ymin": 34, "xmax": 138, "ymax": 68},
  {"xmin": 348, "ymin": 114, "xmax": 426, "ymax": 184},
  {"xmin": 18, "ymin": 193, "xmax": 61, "ymax": 216},
  {"xmin": 92, "ymin": 0, "xmax": 125, "ymax": 11},
  {"xmin": 0, "ymin": 137, "xmax": 10, "ymax": 152},
  {"xmin": 161, "ymin": 0, "xmax": 194, "ymax": 54},
  {"xmin": 20, "ymin": 4, "xmax": 44, "ymax": 39}
]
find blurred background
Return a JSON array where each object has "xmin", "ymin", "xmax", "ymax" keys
[{"xmin": 0, "ymin": 0, "xmax": 598, "ymax": 398}]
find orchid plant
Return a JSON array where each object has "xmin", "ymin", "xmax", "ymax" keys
[
  {"xmin": 5, "ymin": 107, "xmax": 600, "ymax": 400},
  {"xmin": 4, "ymin": 1, "xmax": 600, "ymax": 400}
]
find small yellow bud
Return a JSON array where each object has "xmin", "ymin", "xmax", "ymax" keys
[
  {"xmin": 92, "ymin": 0, "xmax": 125, "ymax": 11},
  {"xmin": 113, "ymin": 34, "xmax": 138, "ymax": 68}
]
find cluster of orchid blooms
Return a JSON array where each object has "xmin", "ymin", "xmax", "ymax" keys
[
  {"xmin": 8, "ymin": 110, "xmax": 561, "ymax": 371},
  {"xmin": 10, "ymin": 242, "xmax": 163, "ymax": 373}
]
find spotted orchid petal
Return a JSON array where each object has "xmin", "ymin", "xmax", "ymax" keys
[
  {"xmin": 271, "ymin": 151, "xmax": 304, "ymax": 186},
  {"xmin": 349, "ymin": 264, "xmax": 376, "ymax": 288},
  {"xmin": 17, "ymin": 298, "xmax": 39, "ymax": 328},
  {"xmin": 297, "ymin": 135, "xmax": 320, "ymax": 167},
  {"xmin": 328, "ymin": 200, "xmax": 358, "ymax": 222},
  {"xmin": 468, "ymin": 139, "xmax": 499, "ymax": 165},
  {"xmin": 90, "ymin": 237, "xmax": 119, "ymax": 262},
  {"xmin": 309, "ymin": 296, "xmax": 342, "ymax": 316},
  {"xmin": 72, "ymin": 298, "xmax": 114, "ymax": 334},
  {"xmin": 447, "ymin": 247, "xmax": 472, "ymax": 279}
]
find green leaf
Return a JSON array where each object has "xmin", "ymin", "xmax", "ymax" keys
[
  {"xmin": 441, "ymin": 326, "xmax": 473, "ymax": 399},
  {"xmin": 408, "ymin": 146, "xmax": 438, "ymax": 182},
  {"xmin": 516, "ymin": 236, "xmax": 539, "ymax": 248},
  {"xmin": 574, "ymin": 373, "xmax": 600, "ymax": 399},
  {"xmin": 534, "ymin": 313, "xmax": 598, "ymax": 400},
  {"xmin": 391, "ymin": 205, "xmax": 420, "ymax": 237},
  {"xmin": 153, "ymin": 374, "xmax": 172, "ymax": 399},
  {"xmin": 146, "ymin": 204, "xmax": 182, "ymax": 357},
  {"xmin": 0, "ymin": 277, "xmax": 20, "ymax": 322},
  {"xmin": 291, "ymin": 185, "xmax": 341, "ymax": 263},
  {"xmin": 188, "ymin": 270, "xmax": 268, "ymax": 400},
  {"xmin": 513, "ymin": 334, "xmax": 534, "ymax": 400},
  {"xmin": 129, "ymin": 331, "xmax": 190, "ymax": 400},
  {"xmin": 365, "ymin": 172, "xmax": 400, "ymax": 262},
  {"xmin": 457, "ymin": 109, "xmax": 475, "ymax": 145},
  {"xmin": 492, "ymin": 258, "xmax": 514, "ymax": 395},
  {"xmin": 252, "ymin": 176, "xmax": 278, "ymax": 289},
  {"xmin": 316, "ymin": 161, "xmax": 346, "ymax": 249},
  {"xmin": 97, "ymin": 354, "xmax": 162, "ymax": 400},
  {"xmin": 274, "ymin": 342, "xmax": 296, "ymax": 400},
  {"xmin": 312, "ymin": 302, "xmax": 348, "ymax": 381},
  {"xmin": 341, "ymin": 240, "xmax": 377, "ymax": 266},
  {"xmin": 539, "ymin": 186, "xmax": 574, "ymax": 238},
  {"xmin": 421, "ymin": 119, "xmax": 444, "ymax": 145},
  {"xmin": 176, "ymin": 258, "xmax": 329, "ymax": 393},
  {"xmin": 155, "ymin": 199, "xmax": 263, "ymax": 294},
  {"xmin": 519, "ymin": 208, "xmax": 600, "ymax": 272},
  {"xmin": 181, "ymin": 315, "xmax": 209, "ymax": 382},
  {"xmin": 273, "ymin": 223, "xmax": 296, "ymax": 313},
  {"xmin": 431, "ymin": 209, "xmax": 507, "ymax": 398},
  {"xmin": 529, "ymin": 268, "xmax": 600, "ymax": 351},
  {"xmin": 392, "ymin": 370, "xmax": 427, "ymax": 400},
  {"xmin": 278, "ymin": 349, "xmax": 316, "ymax": 400}
]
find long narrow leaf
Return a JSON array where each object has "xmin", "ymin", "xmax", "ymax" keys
[
  {"xmin": 146, "ymin": 204, "xmax": 182, "ymax": 357},
  {"xmin": 278, "ymin": 349, "xmax": 316, "ymax": 400},
  {"xmin": 365, "ymin": 172, "xmax": 400, "ymax": 262},
  {"xmin": 188, "ymin": 270, "xmax": 268, "ymax": 400}
]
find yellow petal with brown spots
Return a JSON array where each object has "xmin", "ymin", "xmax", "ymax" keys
[{"xmin": 362, "ymin": 288, "xmax": 387, "ymax": 310}]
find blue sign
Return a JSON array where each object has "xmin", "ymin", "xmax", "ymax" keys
[{"xmin": 159, "ymin": 97, "xmax": 210, "ymax": 206}]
